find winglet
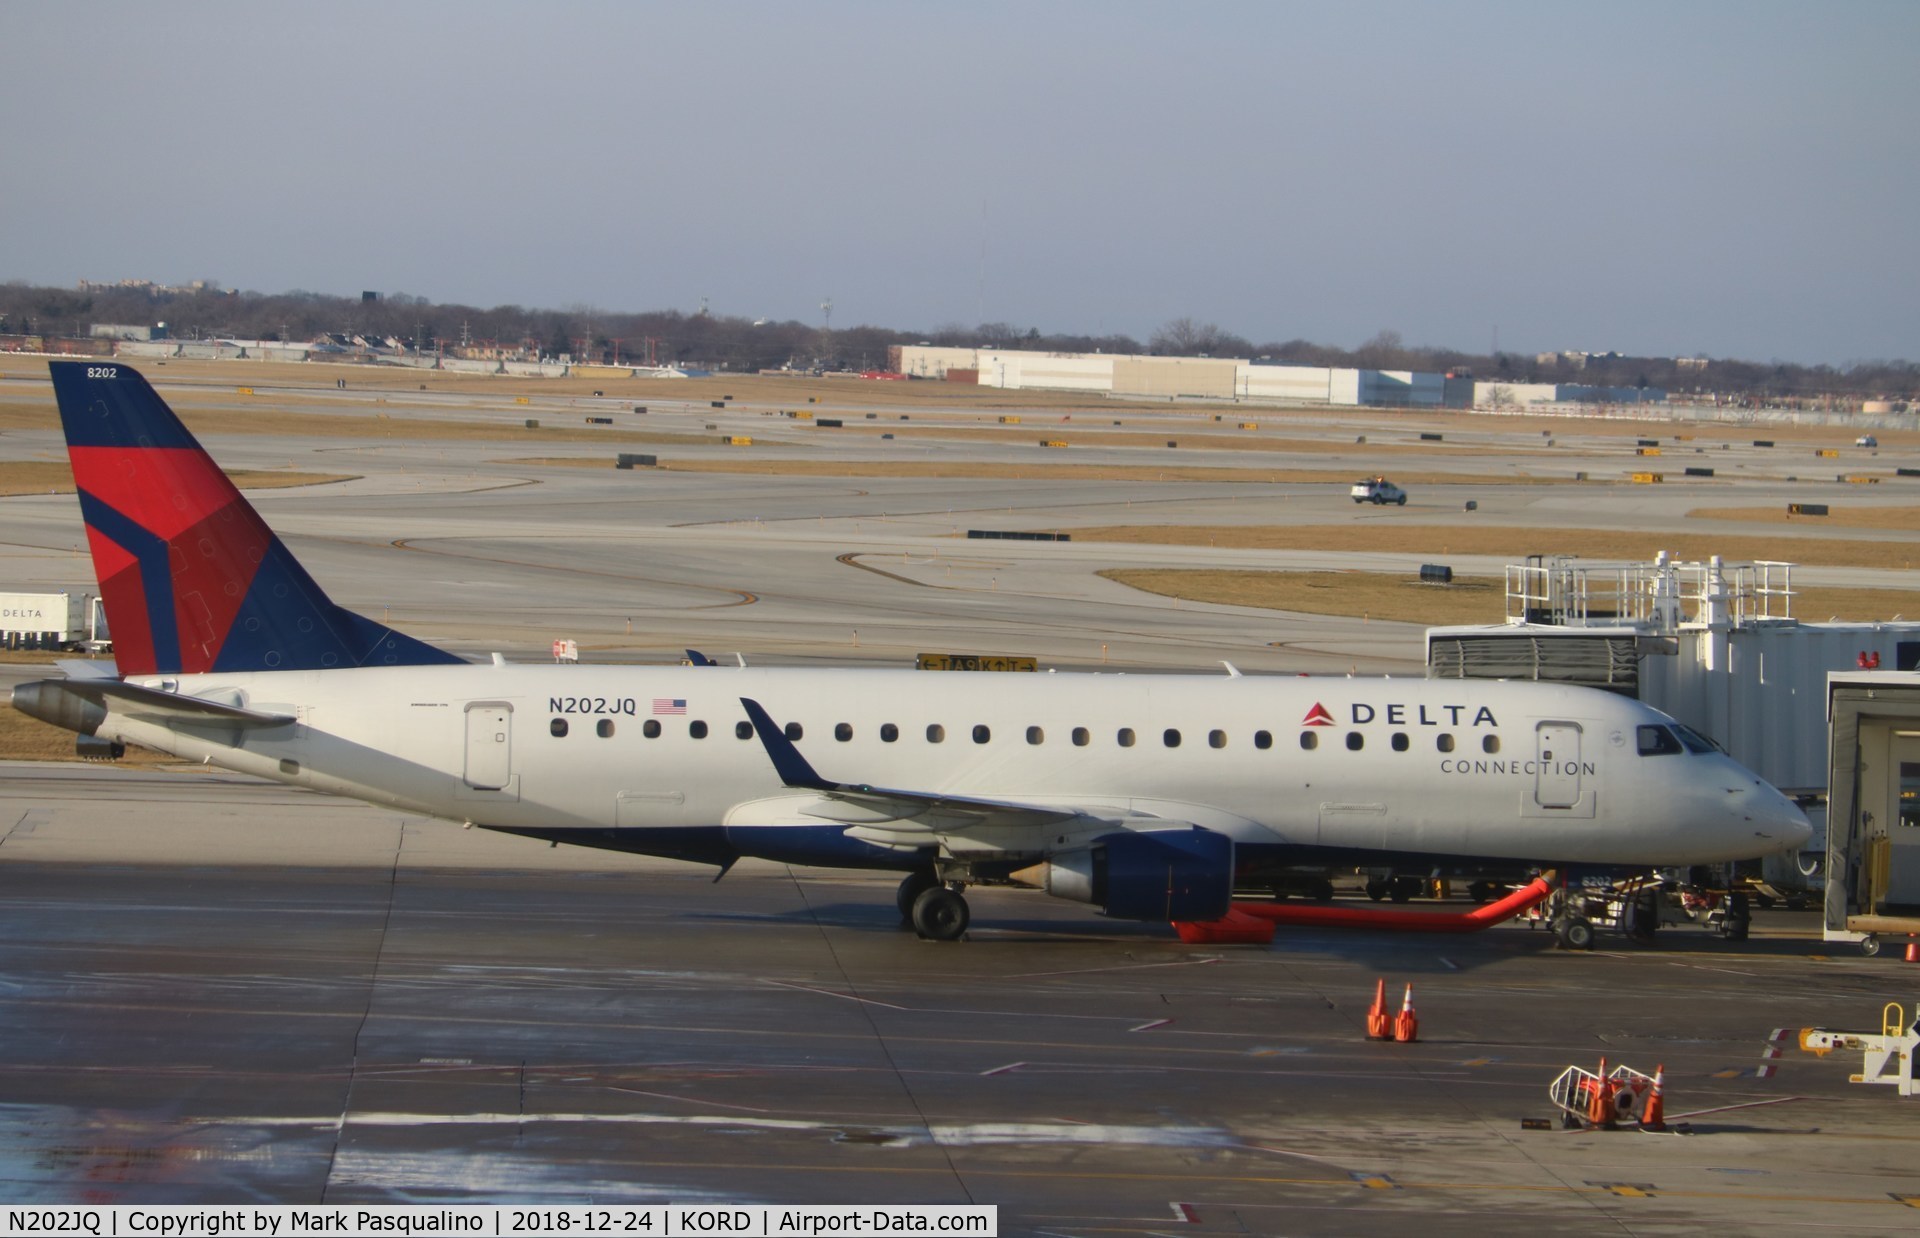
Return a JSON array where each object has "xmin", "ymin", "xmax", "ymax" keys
[{"xmin": 739, "ymin": 697, "xmax": 834, "ymax": 791}]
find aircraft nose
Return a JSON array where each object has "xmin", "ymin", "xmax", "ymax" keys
[{"xmin": 1735, "ymin": 779, "xmax": 1812, "ymax": 855}]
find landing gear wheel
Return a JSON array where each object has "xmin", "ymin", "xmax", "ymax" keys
[
  {"xmin": 1859, "ymin": 934, "xmax": 1881, "ymax": 958},
  {"xmin": 1309, "ymin": 877, "xmax": 1335, "ymax": 902},
  {"xmin": 1389, "ymin": 877, "xmax": 1419, "ymax": 904},
  {"xmin": 1365, "ymin": 879, "xmax": 1389, "ymax": 902},
  {"xmin": 1621, "ymin": 891, "xmax": 1660, "ymax": 945},
  {"xmin": 1720, "ymin": 891, "xmax": 1751, "ymax": 942},
  {"xmin": 1468, "ymin": 881, "xmax": 1493, "ymax": 904},
  {"xmin": 896, "ymin": 869, "xmax": 940, "ymax": 920},
  {"xmin": 910, "ymin": 886, "xmax": 970, "ymax": 941},
  {"xmin": 1556, "ymin": 915, "xmax": 1596, "ymax": 951}
]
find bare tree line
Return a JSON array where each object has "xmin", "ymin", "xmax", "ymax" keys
[{"xmin": 0, "ymin": 280, "xmax": 1911, "ymax": 399}]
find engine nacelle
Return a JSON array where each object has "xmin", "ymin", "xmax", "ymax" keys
[{"xmin": 1024, "ymin": 827, "xmax": 1234, "ymax": 922}]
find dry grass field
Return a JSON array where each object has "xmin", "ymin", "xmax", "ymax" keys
[
  {"xmin": 1071, "ymin": 523, "xmax": 1920, "ymax": 572},
  {"xmin": 508, "ymin": 456, "xmax": 1550, "ymax": 487},
  {"xmin": 6, "ymin": 355, "xmax": 1907, "ymax": 447},
  {"xmin": 1688, "ymin": 504, "xmax": 1920, "ymax": 531},
  {"xmin": 0, "ymin": 460, "xmax": 353, "ymax": 496},
  {"xmin": 1102, "ymin": 568, "xmax": 1920, "ymax": 624}
]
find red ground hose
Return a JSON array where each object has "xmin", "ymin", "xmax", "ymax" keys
[{"xmin": 1229, "ymin": 875, "xmax": 1555, "ymax": 934}]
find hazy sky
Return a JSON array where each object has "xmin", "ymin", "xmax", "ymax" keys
[{"xmin": 4, "ymin": 2, "xmax": 1915, "ymax": 365}]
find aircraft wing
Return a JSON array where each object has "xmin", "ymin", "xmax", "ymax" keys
[{"xmin": 739, "ymin": 696, "xmax": 1094, "ymax": 837}]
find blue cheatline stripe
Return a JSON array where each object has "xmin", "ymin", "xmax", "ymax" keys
[{"xmin": 75, "ymin": 488, "xmax": 182, "ymax": 673}]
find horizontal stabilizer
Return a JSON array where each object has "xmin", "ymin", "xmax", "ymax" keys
[{"xmin": 11, "ymin": 677, "xmax": 294, "ymax": 735}]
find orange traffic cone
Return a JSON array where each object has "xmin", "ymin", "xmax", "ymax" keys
[
  {"xmin": 1905, "ymin": 940, "xmax": 1918, "ymax": 963},
  {"xmin": 1366, "ymin": 978, "xmax": 1391, "ymax": 1040},
  {"xmin": 1366, "ymin": 978, "xmax": 1390, "ymax": 1039},
  {"xmin": 1392, "ymin": 983, "xmax": 1419, "ymax": 1042},
  {"xmin": 1640, "ymin": 1064, "xmax": 1667, "ymax": 1131},
  {"xmin": 1588, "ymin": 1057, "xmax": 1616, "ymax": 1128}
]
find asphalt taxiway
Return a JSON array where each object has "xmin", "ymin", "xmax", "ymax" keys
[
  {"xmin": 3, "ymin": 764, "xmax": 1918, "ymax": 1232},
  {"xmin": 4, "ymin": 373, "xmax": 1920, "ymax": 1229}
]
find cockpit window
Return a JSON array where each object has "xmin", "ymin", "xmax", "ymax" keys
[
  {"xmin": 1637, "ymin": 725, "xmax": 1682, "ymax": 756},
  {"xmin": 1671, "ymin": 723, "xmax": 1721, "ymax": 754}
]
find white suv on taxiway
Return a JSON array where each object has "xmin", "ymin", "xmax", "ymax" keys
[{"xmin": 1350, "ymin": 477, "xmax": 1408, "ymax": 505}]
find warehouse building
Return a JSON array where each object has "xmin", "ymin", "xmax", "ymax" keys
[{"xmin": 888, "ymin": 345, "xmax": 1473, "ymax": 409}]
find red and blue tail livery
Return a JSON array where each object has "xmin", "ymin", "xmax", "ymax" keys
[{"xmin": 48, "ymin": 361, "xmax": 462, "ymax": 676}]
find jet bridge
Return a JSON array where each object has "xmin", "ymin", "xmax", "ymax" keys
[
  {"xmin": 1428, "ymin": 553, "xmax": 1920, "ymax": 895},
  {"xmin": 1824, "ymin": 672, "xmax": 1920, "ymax": 953}
]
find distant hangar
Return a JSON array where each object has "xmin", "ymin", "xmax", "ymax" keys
[{"xmin": 890, "ymin": 344, "xmax": 1664, "ymax": 411}]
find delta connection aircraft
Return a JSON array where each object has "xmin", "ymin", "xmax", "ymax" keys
[{"xmin": 12, "ymin": 363, "xmax": 1811, "ymax": 940}]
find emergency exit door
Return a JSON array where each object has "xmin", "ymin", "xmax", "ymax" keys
[{"xmin": 464, "ymin": 703, "xmax": 513, "ymax": 790}]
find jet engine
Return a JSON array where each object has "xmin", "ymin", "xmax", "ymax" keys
[{"xmin": 1020, "ymin": 827, "xmax": 1234, "ymax": 922}]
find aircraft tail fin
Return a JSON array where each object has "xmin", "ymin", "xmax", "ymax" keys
[{"xmin": 47, "ymin": 361, "xmax": 463, "ymax": 676}]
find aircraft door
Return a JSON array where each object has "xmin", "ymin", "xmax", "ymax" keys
[
  {"xmin": 464, "ymin": 703, "xmax": 513, "ymax": 790},
  {"xmin": 1533, "ymin": 721, "xmax": 1582, "ymax": 810}
]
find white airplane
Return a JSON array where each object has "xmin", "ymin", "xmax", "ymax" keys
[{"xmin": 12, "ymin": 362, "xmax": 1811, "ymax": 941}]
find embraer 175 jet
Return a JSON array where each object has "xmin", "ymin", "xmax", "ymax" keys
[{"xmin": 12, "ymin": 363, "xmax": 1810, "ymax": 940}]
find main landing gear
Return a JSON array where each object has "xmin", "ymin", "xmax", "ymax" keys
[{"xmin": 896, "ymin": 870, "xmax": 970, "ymax": 941}]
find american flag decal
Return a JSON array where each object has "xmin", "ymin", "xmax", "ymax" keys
[{"xmin": 652, "ymin": 698, "xmax": 687, "ymax": 715}]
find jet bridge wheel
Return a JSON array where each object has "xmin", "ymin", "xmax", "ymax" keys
[
  {"xmin": 1555, "ymin": 915, "xmax": 1596, "ymax": 951},
  {"xmin": 911, "ymin": 886, "xmax": 970, "ymax": 941},
  {"xmin": 896, "ymin": 869, "xmax": 941, "ymax": 920}
]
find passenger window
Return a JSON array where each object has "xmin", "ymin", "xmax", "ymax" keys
[
  {"xmin": 550, "ymin": 718, "xmax": 568, "ymax": 738},
  {"xmin": 1481, "ymin": 734, "xmax": 1500, "ymax": 754},
  {"xmin": 690, "ymin": 720, "xmax": 708, "ymax": 739},
  {"xmin": 1209, "ymin": 729, "xmax": 1227, "ymax": 749},
  {"xmin": 1300, "ymin": 731, "xmax": 1317, "ymax": 751},
  {"xmin": 597, "ymin": 719, "xmax": 615, "ymax": 739},
  {"xmin": 784, "ymin": 722, "xmax": 803, "ymax": 741},
  {"xmin": 1072, "ymin": 727, "xmax": 1090, "ymax": 747},
  {"xmin": 1254, "ymin": 730, "xmax": 1272, "ymax": 749},
  {"xmin": 1026, "ymin": 726, "xmax": 1044, "ymax": 745},
  {"xmin": 927, "ymin": 724, "xmax": 945, "ymax": 743},
  {"xmin": 1436, "ymin": 733, "xmax": 1454, "ymax": 753},
  {"xmin": 835, "ymin": 722, "xmax": 853, "ymax": 742},
  {"xmin": 1390, "ymin": 732, "xmax": 1408, "ymax": 752},
  {"xmin": 643, "ymin": 719, "xmax": 661, "ymax": 739},
  {"xmin": 1346, "ymin": 731, "xmax": 1364, "ymax": 751},
  {"xmin": 1164, "ymin": 728, "xmax": 1182, "ymax": 748},
  {"xmin": 735, "ymin": 720, "xmax": 753, "ymax": 740},
  {"xmin": 973, "ymin": 724, "xmax": 991, "ymax": 744},
  {"xmin": 1117, "ymin": 728, "xmax": 1136, "ymax": 748},
  {"xmin": 1637, "ymin": 724, "xmax": 1682, "ymax": 756},
  {"xmin": 880, "ymin": 723, "xmax": 898, "ymax": 743}
]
